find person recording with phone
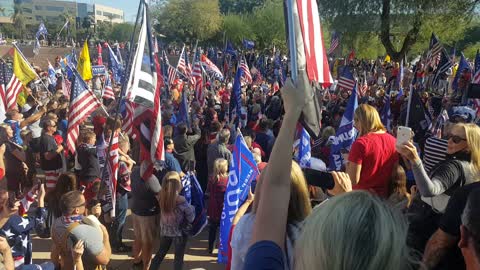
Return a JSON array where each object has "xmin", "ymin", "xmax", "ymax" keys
[{"xmin": 396, "ymin": 123, "xmax": 480, "ymax": 256}]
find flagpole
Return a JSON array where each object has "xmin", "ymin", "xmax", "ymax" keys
[
  {"xmin": 405, "ymin": 84, "xmax": 413, "ymax": 127},
  {"xmin": 12, "ymin": 42, "xmax": 50, "ymax": 96},
  {"xmin": 286, "ymin": 0, "xmax": 297, "ymax": 82}
]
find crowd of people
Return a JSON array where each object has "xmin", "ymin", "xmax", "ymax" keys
[{"xmin": 0, "ymin": 36, "xmax": 477, "ymax": 270}]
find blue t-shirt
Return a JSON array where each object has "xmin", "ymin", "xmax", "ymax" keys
[
  {"xmin": 243, "ymin": 241, "xmax": 285, "ymax": 270},
  {"xmin": 165, "ymin": 151, "xmax": 182, "ymax": 173},
  {"xmin": 4, "ymin": 120, "xmax": 22, "ymax": 145}
]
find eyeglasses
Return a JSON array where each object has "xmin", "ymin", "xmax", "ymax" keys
[
  {"xmin": 75, "ymin": 202, "xmax": 86, "ymax": 208},
  {"xmin": 447, "ymin": 135, "xmax": 467, "ymax": 144}
]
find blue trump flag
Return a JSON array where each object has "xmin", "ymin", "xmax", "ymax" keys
[
  {"xmin": 108, "ymin": 44, "xmax": 124, "ymax": 84},
  {"xmin": 381, "ymin": 92, "xmax": 392, "ymax": 131},
  {"xmin": 452, "ymin": 53, "xmax": 470, "ymax": 92},
  {"xmin": 295, "ymin": 126, "xmax": 311, "ymax": 168},
  {"xmin": 218, "ymin": 133, "xmax": 259, "ymax": 263},
  {"xmin": 242, "ymin": 39, "xmax": 255, "ymax": 50},
  {"xmin": 229, "ymin": 66, "xmax": 244, "ymax": 126},
  {"xmin": 329, "ymin": 84, "xmax": 358, "ymax": 171},
  {"xmin": 177, "ymin": 87, "xmax": 190, "ymax": 128},
  {"xmin": 225, "ymin": 42, "xmax": 237, "ymax": 58}
]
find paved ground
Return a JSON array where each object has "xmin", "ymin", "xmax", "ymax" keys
[{"xmin": 31, "ymin": 211, "xmax": 225, "ymax": 270}]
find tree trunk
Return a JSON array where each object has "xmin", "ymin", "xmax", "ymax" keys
[{"xmin": 380, "ymin": 0, "xmax": 423, "ymax": 62}]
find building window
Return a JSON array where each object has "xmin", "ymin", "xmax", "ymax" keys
[
  {"xmin": 35, "ymin": 5, "xmax": 43, "ymax": 10},
  {"xmin": 45, "ymin": 6, "xmax": 64, "ymax": 12},
  {"xmin": 35, "ymin": 15, "xmax": 43, "ymax": 21},
  {"xmin": 96, "ymin": 10, "xmax": 102, "ymax": 15},
  {"xmin": 22, "ymin": 7, "xmax": 32, "ymax": 13}
]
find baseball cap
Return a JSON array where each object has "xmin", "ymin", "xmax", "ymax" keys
[{"xmin": 449, "ymin": 106, "xmax": 476, "ymax": 123}]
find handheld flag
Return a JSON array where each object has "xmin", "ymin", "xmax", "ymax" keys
[
  {"xmin": 452, "ymin": 53, "xmax": 470, "ymax": 92},
  {"xmin": 381, "ymin": 92, "xmax": 392, "ymax": 132},
  {"xmin": 229, "ymin": 65, "xmax": 244, "ymax": 126},
  {"xmin": 102, "ymin": 74, "xmax": 114, "ymax": 100},
  {"xmin": 329, "ymin": 83, "xmax": 358, "ymax": 171},
  {"xmin": 0, "ymin": 61, "xmax": 22, "ymax": 111},
  {"xmin": 242, "ymin": 39, "xmax": 255, "ymax": 50},
  {"xmin": 201, "ymin": 54, "xmax": 223, "ymax": 80},
  {"xmin": 13, "ymin": 48, "xmax": 37, "ymax": 86},
  {"xmin": 432, "ymin": 48, "xmax": 453, "ymax": 87},
  {"xmin": 338, "ymin": 67, "xmax": 355, "ymax": 90},
  {"xmin": 218, "ymin": 132, "xmax": 259, "ymax": 263},
  {"xmin": 97, "ymin": 44, "xmax": 103, "ymax": 65},
  {"xmin": 295, "ymin": 126, "xmax": 312, "ymax": 168},
  {"xmin": 327, "ymin": 31, "xmax": 340, "ymax": 55},
  {"xmin": 191, "ymin": 52, "xmax": 204, "ymax": 106},
  {"xmin": 77, "ymin": 40, "xmax": 93, "ymax": 81},
  {"xmin": 66, "ymin": 69, "xmax": 101, "ymax": 154},
  {"xmin": 473, "ymin": 50, "xmax": 480, "ymax": 84},
  {"xmin": 35, "ymin": 22, "xmax": 48, "ymax": 39},
  {"xmin": 107, "ymin": 44, "xmax": 123, "ymax": 84},
  {"xmin": 47, "ymin": 61, "xmax": 57, "ymax": 87},
  {"xmin": 101, "ymin": 131, "xmax": 119, "ymax": 216}
]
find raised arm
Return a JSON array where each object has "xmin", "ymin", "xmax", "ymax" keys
[{"xmin": 251, "ymin": 72, "xmax": 308, "ymax": 247}]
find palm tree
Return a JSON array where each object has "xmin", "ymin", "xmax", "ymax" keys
[{"xmin": 11, "ymin": 3, "xmax": 26, "ymax": 39}]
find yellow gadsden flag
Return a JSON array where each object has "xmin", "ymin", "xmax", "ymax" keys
[
  {"xmin": 13, "ymin": 48, "xmax": 37, "ymax": 86},
  {"xmin": 384, "ymin": 54, "xmax": 391, "ymax": 63},
  {"xmin": 77, "ymin": 40, "xmax": 93, "ymax": 81}
]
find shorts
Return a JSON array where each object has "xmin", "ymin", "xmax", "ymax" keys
[{"xmin": 132, "ymin": 213, "xmax": 158, "ymax": 244}]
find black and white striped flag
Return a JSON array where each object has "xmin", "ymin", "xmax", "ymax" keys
[{"xmin": 126, "ymin": 7, "xmax": 157, "ymax": 107}]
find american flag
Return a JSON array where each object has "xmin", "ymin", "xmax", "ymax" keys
[
  {"xmin": 177, "ymin": 46, "xmax": 187, "ymax": 75},
  {"xmin": 358, "ymin": 71, "xmax": 368, "ymax": 97},
  {"xmin": 239, "ymin": 58, "xmax": 252, "ymax": 84},
  {"xmin": 431, "ymin": 109, "xmax": 449, "ymax": 138},
  {"xmin": 432, "ymin": 48, "xmax": 453, "ymax": 86},
  {"xmin": 338, "ymin": 67, "xmax": 356, "ymax": 91},
  {"xmin": 66, "ymin": 69, "xmax": 101, "ymax": 154},
  {"xmin": 122, "ymin": 100, "xmax": 135, "ymax": 138},
  {"xmin": 201, "ymin": 54, "xmax": 223, "ymax": 80},
  {"xmin": 102, "ymin": 74, "xmax": 115, "ymax": 100},
  {"xmin": 167, "ymin": 64, "xmax": 177, "ymax": 87},
  {"xmin": 327, "ymin": 31, "xmax": 340, "ymax": 55},
  {"xmin": 0, "ymin": 62, "xmax": 22, "ymax": 110},
  {"xmin": 61, "ymin": 75, "xmax": 71, "ymax": 98},
  {"xmin": 295, "ymin": 0, "xmax": 333, "ymax": 86},
  {"xmin": 102, "ymin": 131, "xmax": 119, "ymax": 216},
  {"xmin": 192, "ymin": 52, "xmax": 204, "ymax": 106},
  {"xmin": 184, "ymin": 51, "xmax": 194, "ymax": 85},
  {"xmin": 473, "ymin": 49, "xmax": 480, "ymax": 84},
  {"xmin": 426, "ymin": 33, "xmax": 442, "ymax": 68}
]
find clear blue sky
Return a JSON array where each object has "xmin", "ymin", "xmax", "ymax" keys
[{"xmin": 76, "ymin": 0, "xmax": 140, "ymax": 22}]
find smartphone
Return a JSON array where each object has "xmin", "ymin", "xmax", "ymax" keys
[
  {"xmin": 303, "ymin": 168, "xmax": 335, "ymax": 190},
  {"xmin": 79, "ymin": 185, "xmax": 86, "ymax": 194},
  {"xmin": 396, "ymin": 126, "xmax": 412, "ymax": 146}
]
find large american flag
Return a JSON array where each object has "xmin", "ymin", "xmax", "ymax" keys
[
  {"xmin": 177, "ymin": 46, "xmax": 187, "ymax": 75},
  {"xmin": 167, "ymin": 64, "xmax": 177, "ymax": 87},
  {"xmin": 66, "ymin": 70, "xmax": 101, "ymax": 154},
  {"xmin": 295, "ymin": 0, "xmax": 333, "ymax": 86},
  {"xmin": 0, "ymin": 62, "xmax": 22, "ymax": 110},
  {"xmin": 338, "ymin": 67, "xmax": 356, "ymax": 91},
  {"xmin": 239, "ymin": 58, "xmax": 252, "ymax": 84},
  {"xmin": 426, "ymin": 33, "xmax": 442, "ymax": 68},
  {"xmin": 473, "ymin": 49, "xmax": 480, "ymax": 84},
  {"xmin": 192, "ymin": 53, "xmax": 204, "ymax": 106},
  {"xmin": 327, "ymin": 31, "xmax": 340, "ymax": 55}
]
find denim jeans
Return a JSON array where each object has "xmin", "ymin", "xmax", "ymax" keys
[
  {"xmin": 110, "ymin": 192, "xmax": 128, "ymax": 247},
  {"xmin": 149, "ymin": 235, "xmax": 188, "ymax": 270}
]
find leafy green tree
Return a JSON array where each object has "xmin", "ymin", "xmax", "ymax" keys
[
  {"xmin": 248, "ymin": 0, "xmax": 286, "ymax": 52},
  {"xmin": 152, "ymin": 0, "xmax": 222, "ymax": 42},
  {"xmin": 11, "ymin": 3, "xmax": 26, "ymax": 39},
  {"xmin": 318, "ymin": 0, "xmax": 479, "ymax": 61},
  {"xmin": 222, "ymin": 14, "xmax": 255, "ymax": 45},
  {"xmin": 108, "ymin": 23, "xmax": 134, "ymax": 42},
  {"xmin": 219, "ymin": 0, "xmax": 265, "ymax": 14}
]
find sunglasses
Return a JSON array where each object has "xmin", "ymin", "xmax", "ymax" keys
[{"xmin": 447, "ymin": 135, "xmax": 467, "ymax": 144}]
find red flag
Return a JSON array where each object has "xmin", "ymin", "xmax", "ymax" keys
[
  {"xmin": 348, "ymin": 49, "xmax": 356, "ymax": 61},
  {"xmin": 97, "ymin": 44, "xmax": 103, "ymax": 65}
]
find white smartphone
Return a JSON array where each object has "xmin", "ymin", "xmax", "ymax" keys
[{"xmin": 396, "ymin": 126, "xmax": 412, "ymax": 146}]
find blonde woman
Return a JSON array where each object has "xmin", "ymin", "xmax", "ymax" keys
[
  {"xmin": 295, "ymin": 191, "xmax": 413, "ymax": 270},
  {"xmin": 397, "ymin": 123, "xmax": 480, "ymax": 211},
  {"xmin": 230, "ymin": 161, "xmax": 312, "ymax": 270},
  {"xmin": 150, "ymin": 172, "xmax": 195, "ymax": 270},
  {"xmin": 206, "ymin": 158, "xmax": 229, "ymax": 254},
  {"xmin": 347, "ymin": 104, "xmax": 398, "ymax": 198}
]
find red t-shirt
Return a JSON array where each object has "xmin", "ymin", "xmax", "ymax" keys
[{"xmin": 348, "ymin": 132, "xmax": 398, "ymax": 198}]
